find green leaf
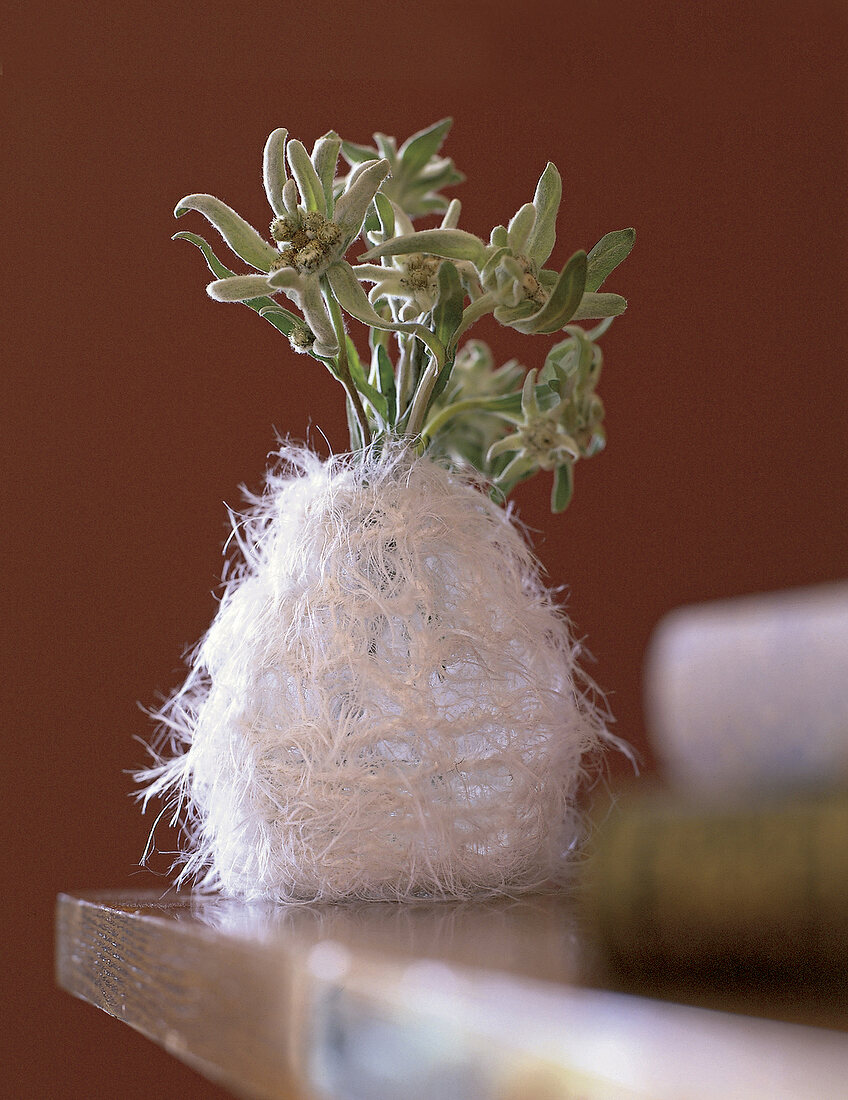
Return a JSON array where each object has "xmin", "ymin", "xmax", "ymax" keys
[
  {"xmin": 506, "ymin": 203, "xmax": 537, "ymax": 255},
  {"xmin": 571, "ymin": 292, "xmax": 627, "ymax": 320},
  {"xmin": 542, "ymin": 329, "xmax": 592, "ymax": 391},
  {"xmin": 395, "ymin": 192, "xmax": 450, "ymax": 216},
  {"xmin": 489, "ymin": 225, "xmax": 508, "ymax": 249},
  {"xmin": 525, "ymin": 162, "xmax": 562, "ymax": 267},
  {"xmin": 262, "ymin": 128, "xmax": 288, "ymax": 217},
  {"xmin": 572, "ymin": 326, "xmax": 597, "ymax": 381},
  {"xmin": 345, "ymin": 336, "xmax": 388, "ymax": 423},
  {"xmin": 440, "ymin": 198, "xmax": 462, "ymax": 230},
  {"xmin": 374, "ymin": 344, "xmax": 398, "ymax": 427},
  {"xmin": 300, "ymin": 276, "xmax": 339, "ymax": 358},
  {"xmin": 586, "ymin": 228, "xmax": 635, "ymax": 292},
  {"xmin": 397, "ymin": 118, "xmax": 453, "ymax": 177},
  {"xmin": 373, "ymin": 132, "xmax": 397, "ymax": 163},
  {"xmin": 311, "ymin": 131, "xmax": 341, "ymax": 213},
  {"xmin": 492, "ymin": 300, "xmax": 536, "ymax": 325},
  {"xmin": 175, "ymin": 231, "xmax": 289, "ymax": 318},
  {"xmin": 173, "ymin": 230, "xmax": 237, "ymax": 281},
  {"xmin": 481, "ymin": 391, "xmax": 524, "ymax": 418},
  {"xmin": 327, "ymin": 261, "xmax": 398, "ymax": 327},
  {"xmin": 551, "ymin": 461, "xmax": 574, "ymax": 513},
  {"xmin": 479, "ymin": 246, "xmax": 510, "ymax": 289},
  {"xmin": 511, "ymin": 250, "xmax": 587, "ymax": 334},
  {"xmin": 286, "ymin": 139, "xmax": 326, "ymax": 216},
  {"xmin": 520, "ymin": 368, "xmax": 540, "ymax": 417},
  {"xmin": 426, "ymin": 353, "xmax": 456, "ymax": 418},
  {"xmin": 494, "ymin": 452, "xmax": 538, "ymax": 495},
  {"xmin": 334, "ymin": 159, "xmax": 391, "ymax": 236},
  {"xmin": 281, "ymin": 177, "xmax": 299, "ymax": 218},
  {"xmin": 487, "ymin": 430, "xmax": 525, "ymax": 462},
  {"xmin": 539, "ymin": 357, "xmax": 563, "ymax": 391},
  {"xmin": 346, "ymin": 394, "xmax": 364, "ymax": 451},
  {"xmin": 207, "ymin": 274, "xmax": 276, "ymax": 301},
  {"xmin": 341, "ymin": 139, "xmax": 378, "ymax": 166},
  {"xmin": 361, "ymin": 228, "xmax": 487, "ymax": 267},
  {"xmin": 174, "ymin": 194, "xmax": 278, "ymax": 272},
  {"xmin": 432, "ymin": 261, "xmax": 464, "ymax": 349},
  {"xmin": 266, "ymin": 266, "xmax": 303, "ymax": 292},
  {"xmin": 372, "ymin": 191, "xmax": 395, "ymax": 239},
  {"xmin": 257, "ymin": 305, "xmax": 301, "ymax": 336},
  {"xmin": 346, "ymin": 333, "xmax": 362, "ymax": 373},
  {"xmin": 584, "ymin": 315, "xmax": 615, "ymax": 341}
]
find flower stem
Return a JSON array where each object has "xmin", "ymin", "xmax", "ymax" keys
[
  {"xmin": 395, "ymin": 336, "xmax": 413, "ymax": 424},
  {"xmin": 324, "ymin": 281, "xmax": 371, "ymax": 447},
  {"xmin": 405, "ymin": 359, "xmax": 440, "ymax": 440}
]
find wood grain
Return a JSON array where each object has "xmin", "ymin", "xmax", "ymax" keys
[{"xmin": 55, "ymin": 892, "xmax": 301, "ymax": 1098}]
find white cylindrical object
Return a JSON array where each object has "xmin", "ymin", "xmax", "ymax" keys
[{"xmin": 645, "ymin": 582, "xmax": 848, "ymax": 792}]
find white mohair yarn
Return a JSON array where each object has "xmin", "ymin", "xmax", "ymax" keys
[{"xmin": 141, "ymin": 445, "xmax": 611, "ymax": 901}]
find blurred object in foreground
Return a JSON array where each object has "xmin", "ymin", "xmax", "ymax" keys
[
  {"xmin": 58, "ymin": 888, "xmax": 848, "ymax": 1099},
  {"xmin": 584, "ymin": 786, "xmax": 848, "ymax": 975},
  {"xmin": 645, "ymin": 582, "xmax": 848, "ymax": 792}
]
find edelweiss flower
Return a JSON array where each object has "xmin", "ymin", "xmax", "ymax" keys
[
  {"xmin": 542, "ymin": 324, "xmax": 607, "ymax": 458},
  {"xmin": 484, "ymin": 326, "xmax": 607, "ymax": 511},
  {"xmin": 484, "ymin": 375, "xmax": 577, "ymax": 514},
  {"xmin": 174, "ymin": 129, "xmax": 391, "ymax": 358},
  {"xmin": 489, "ymin": 369, "xmax": 580, "ymax": 472},
  {"xmin": 360, "ymin": 163, "xmax": 634, "ymax": 340},
  {"xmin": 354, "ymin": 197, "xmax": 464, "ymax": 321},
  {"xmin": 340, "ymin": 118, "xmax": 464, "ymax": 220}
]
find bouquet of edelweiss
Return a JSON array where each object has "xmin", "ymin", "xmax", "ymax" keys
[{"xmin": 139, "ymin": 119, "xmax": 634, "ymax": 902}]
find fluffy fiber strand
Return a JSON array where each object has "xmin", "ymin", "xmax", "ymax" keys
[{"xmin": 139, "ymin": 446, "xmax": 610, "ymax": 901}]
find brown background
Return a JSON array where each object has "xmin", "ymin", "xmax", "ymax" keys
[{"xmin": 4, "ymin": 2, "xmax": 846, "ymax": 1096}]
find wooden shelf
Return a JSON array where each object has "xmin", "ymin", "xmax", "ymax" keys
[{"xmin": 56, "ymin": 890, "xmax": 848, "ymax": 1099}]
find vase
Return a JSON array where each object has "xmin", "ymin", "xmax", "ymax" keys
[{"xmin": 141, "ymin": 445, "xmax": 608, "ymax": 901}]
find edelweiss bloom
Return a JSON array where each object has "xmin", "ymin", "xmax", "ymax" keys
[
  {"xmin": 485, "ymin": 326, "xmax": 607, "ymax": 511},
  {"xmin": 354, "ymin": 197, "xmax": 463, "ymax": 321},
  {"xmin": 340, "ymin": 118, "xmax": 464, "ymax": 219},
  {"xmin": 487, "ymin": 370, "xmax": 579, "ymax": 512},
  {"xmin": 174, "ymin": 129, "xmax": 391, "ymax": 358},
  {"xmin": 360, "ymin": 163, "xmax": 634, "ymax": 340},
  {"xmin": 489, "ymin": 369, "xmax": 580, "ymax": 471}
]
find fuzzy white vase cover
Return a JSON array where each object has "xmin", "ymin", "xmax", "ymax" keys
[{"xmin": 141, "ymin": 446, "xmax": 609, "ymax": 901}]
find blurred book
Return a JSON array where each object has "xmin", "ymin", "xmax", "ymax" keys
[{"xmin": 584, "ymin": 785, "xmax": 848, "ymax": 976}]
